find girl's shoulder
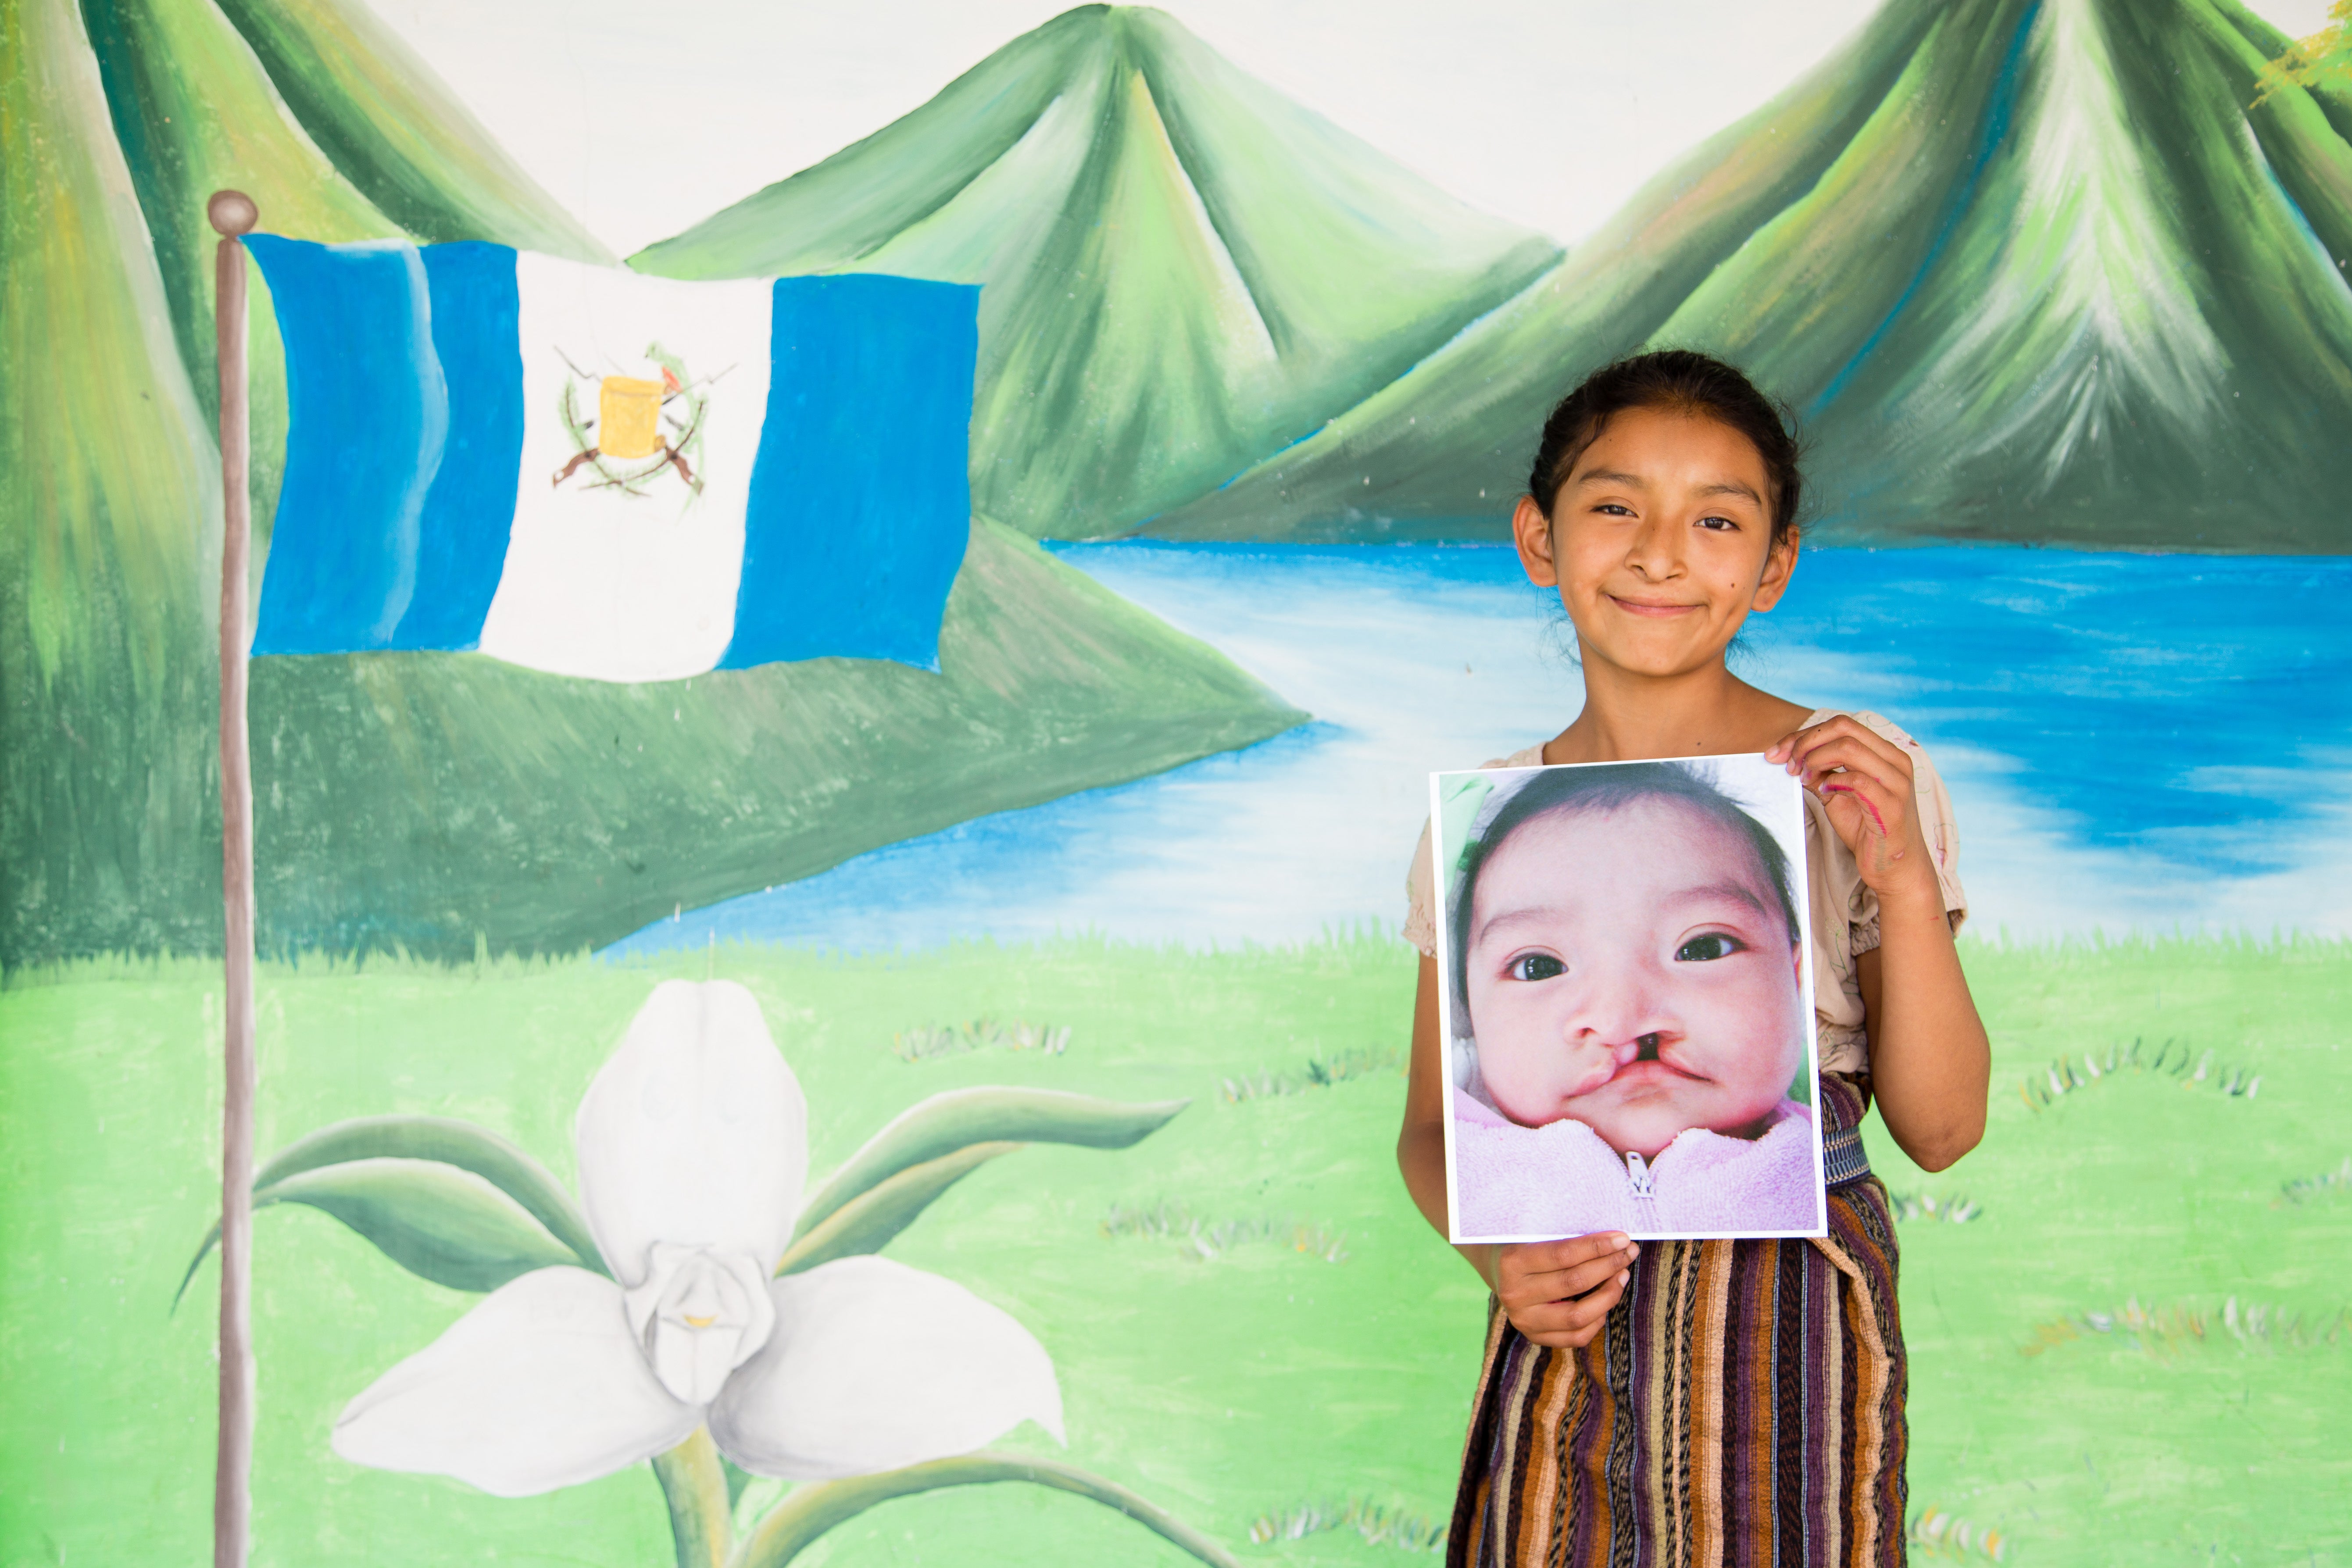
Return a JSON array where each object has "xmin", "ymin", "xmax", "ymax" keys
[
  {"xmin": 1803, "ymin": 706, "xmax": 1930, "ymax": 754},
  {"xmin": 1402, "ymin": 742, "xmax": 1547, "ymax": 957}
]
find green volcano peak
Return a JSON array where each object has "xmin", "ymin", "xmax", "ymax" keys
[
  {"xmin": 1152, "ymin": 0, "xmax": 2352, "ymax": 552},
  {"xmin": 633, "ymin": 4, "xmax": 1563, "ymax": 538}
]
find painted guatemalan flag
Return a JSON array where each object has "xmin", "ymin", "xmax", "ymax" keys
[{"xmin": 246, "ymin": 236, "xmax": 979, "ymax": 683}]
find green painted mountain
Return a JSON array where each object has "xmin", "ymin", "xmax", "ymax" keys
[
  {"xmin": 3, "ymin": 0, "xmax": 225, "ymax": 962},
  {"xmin": 1151, "ymin": 0, "xmax": 2352, "ymax": 552},
  {"xmin": 243, "ymin": 519, "xmax": 1300, "ymax": 959},
  {"xmin": 633, "ymin": 4, "xmax": 1561, "ymax": 539},
  {"xmin": 1, "ymin": 0, "xmax": 1301, "ymax": 964},
  {"xmin": 76, "ymin": 0, "xmax": 609, "ymax": 500}
]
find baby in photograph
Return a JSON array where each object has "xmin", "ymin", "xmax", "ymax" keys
[{"xmin": 1448, "ymin": 761, "xmax": 1819, "ymax": 1237}]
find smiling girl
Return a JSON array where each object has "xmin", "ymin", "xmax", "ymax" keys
[{"xmin": 1395, "ymin": 351, "xmax": 1990, "ymax": 1566}]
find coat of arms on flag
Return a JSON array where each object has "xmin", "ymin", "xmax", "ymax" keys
[
  {"xmin": 551, "ymin": 345, "xmax": 711, "ymax": 496},
  {"xmin": 245, "ymin": 237, "xmax": 979, "ymax": 684}
]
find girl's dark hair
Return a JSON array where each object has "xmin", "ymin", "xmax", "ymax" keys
[
  {"xmin": 1445, "ymin": 761, "xmax": 1800, "ymax": 1036},
  {"xmin": 1526, "ymin": 350, "xmax": 1803, "ymax": 543}
]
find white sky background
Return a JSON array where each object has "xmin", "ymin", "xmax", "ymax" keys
[{"xmin": 370, "ymin": 0, "xmax": 2339, "ymax": 259}]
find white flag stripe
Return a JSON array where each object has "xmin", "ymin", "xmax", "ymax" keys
[{"xmin": 477, "ymin": 256, "xmax": 775, "ymax": 683}]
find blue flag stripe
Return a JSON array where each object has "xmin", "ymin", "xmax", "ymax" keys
[
  {"xmin": 402, "ymin": 244, "xmax": 525, "ymax": 650},
  {"xmin": 249, "ymin": 237, "xmax": 524, "ymax": 656},
  {"xmin": 249, "ymin": 236, "xmax": 448, "ymax": 654},
  {"xmin": 722, "ymin": 275, "xmax": 979, "ymax": 671}
]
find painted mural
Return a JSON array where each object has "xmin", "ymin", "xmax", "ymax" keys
[{"xmin": 4, "ymin": 0, "xmax": 2351, "ymax": 1564}]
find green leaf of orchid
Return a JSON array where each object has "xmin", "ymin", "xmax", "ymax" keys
[
  {"xmin": 179, "ymin": 1159, "xmax": 586, "ymax": 1301},
  {"xmin": 774, "ymin": 1142, "xmax": 1022, "ymax": 1276},
  {"xmin": 260, "ymin": 1115, "xmax": 602, "ymax": 1264},
  {"xmin": 174, "ymin": 1114, "xmax": 603, "ymax": 1305},
  {"xmin": 791, "ymin": 1089, "xmax": 1188, "ymax": 1243},
  {"xmin": 726, "ymin": 1449, "xmax": 1240, "ymax": 1568}
]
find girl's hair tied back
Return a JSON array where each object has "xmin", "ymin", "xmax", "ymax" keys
[{"xmin": 1527, "ymin": 350, "xmax": 1804, "ymax": 542}]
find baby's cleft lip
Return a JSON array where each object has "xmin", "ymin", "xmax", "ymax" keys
[{"xmin": 1606, "ymin": 1056, "xmax": 1707, "ymax": 1087}]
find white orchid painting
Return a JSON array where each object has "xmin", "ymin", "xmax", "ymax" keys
[{"xmin": 182, "ymin": 979, "xmax": 1232, "ymax": 1568}]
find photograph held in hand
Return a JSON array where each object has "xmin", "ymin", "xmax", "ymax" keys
[{"xmin": 1432, "ymin": 754, "xmax": 1828, "ymax": 1243}]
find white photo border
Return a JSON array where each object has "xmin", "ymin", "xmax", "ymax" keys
[{"xmin": 1430, "ymin": 753, "xmax": 1829, "ymax": 1244}]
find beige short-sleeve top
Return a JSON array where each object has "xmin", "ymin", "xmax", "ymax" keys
[{"xmin": 1401, "ymin": 709, "xmax": 1967, "ymax": 1077}]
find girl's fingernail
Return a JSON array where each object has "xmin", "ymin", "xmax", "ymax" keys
[{"xmin": 1617, "ymin": 1270, "xmax": 1630, "ymax": 1285}]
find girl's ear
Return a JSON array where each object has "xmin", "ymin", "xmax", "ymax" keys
[
  {"xmin": 1512, "ymin": 495, "xmax": 1561, "ymax": 588},
  {"xmin": 1751, "ymin": 527, "xmax": 1802, "ymax": 612}
]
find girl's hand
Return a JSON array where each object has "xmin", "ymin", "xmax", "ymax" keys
[
  {"xmin": 1767, "ymin": 716, "xmax": 1939, "ymax": 903},
  {"xmin": 1491, "ymin": 1233, "xmax": 1637, "ymax": 1348}
]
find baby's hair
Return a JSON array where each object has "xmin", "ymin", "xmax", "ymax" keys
[
  {"xmin": 1526, "ymin": 350, "xmax": 1804, "ymax": 544},
  {"xmin": 1446, "ymin": 761, "xmax": 1801, "ymax": 1034}
]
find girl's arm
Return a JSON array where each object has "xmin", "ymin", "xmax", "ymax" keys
[
  {"xmin": 1856, "ymin": 934, "xmax": 1983, "ymax": 1171},
  {"xmin": 1400, "ymin": 954, "xmax": 1636, "ymax": 1347},
  {"xmin": 1398, "ymin": 955, "xmax": 1476, "ymax": 1255},
  {"xmin": 1770, "ymin": 717, "xmax": 1990, "ymax": 1172}
]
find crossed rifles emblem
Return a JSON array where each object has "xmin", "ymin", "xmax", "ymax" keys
[{"xmin": 551, "ymin": 344, "xmax": 729, "ymax": 498}]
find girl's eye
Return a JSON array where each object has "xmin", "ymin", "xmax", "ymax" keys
[
  {"xmin": 1505, "ymin": 953, "xmax": 1565, "ymax": 982},
  {"xmin": 1675, "ymin": 932, "xmax": 1745, "ymax": 962},
  {"xmin": 1694, "ymin": 514, "xmax": 1739, "ymax": 532},
  {"xmin": 1594, "ymin": 502, "xmax": 1634, "ymax": 517}
]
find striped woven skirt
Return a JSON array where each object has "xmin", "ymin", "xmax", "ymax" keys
[{"xmin": 1447, "ymin": 1073, "xmax": 1908, "ymax": 1568}]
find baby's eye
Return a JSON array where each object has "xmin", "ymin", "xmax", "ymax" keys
[
  {"xmin": 1674, "ymin": 932, "xmax": 1745, "ymax": 962},
  {"xmin": 1505, "ymin": 953, "xmax": 1565, "ymax": 982}
]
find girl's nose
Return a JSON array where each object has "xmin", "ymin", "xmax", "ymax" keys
[{"xmin": 1623, "ymin": 515, "xmax": 1683, "ymax": 579}]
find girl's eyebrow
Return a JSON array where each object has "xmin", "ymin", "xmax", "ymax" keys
[{"xmin": 1570, "ymin": 469, "xmax": 1761, "ymax": 505}]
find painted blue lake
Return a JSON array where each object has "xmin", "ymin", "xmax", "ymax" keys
[{"xmin": 605, "ymin": 543, "xmax": 2352, "ymax": 958}]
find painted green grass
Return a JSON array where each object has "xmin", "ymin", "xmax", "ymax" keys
[
  {"xmin": 0, "ymin": 934, "xmax": 2346, "ymax": 1565},
  {"xmin": 1874, "ymin": 935, "xmax": 2352, "ymax": 1565}
]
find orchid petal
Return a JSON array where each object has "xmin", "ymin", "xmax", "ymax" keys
[
  {"xmin": 708, "ymin": 1256, "xmax": 1064, "ymax": 1481},
  {"xmin": 576, "ymin": 981, "xmax": 808, "ymax": 1283},
  {"xmin": 332, "ymin": 1266, "xmax": 700, "ymax": 1497}
]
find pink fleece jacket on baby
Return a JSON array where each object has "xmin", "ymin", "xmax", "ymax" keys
[{"xmin": 1452, "ymin": 1092, "xmax": 1823, "ymax": 1239}]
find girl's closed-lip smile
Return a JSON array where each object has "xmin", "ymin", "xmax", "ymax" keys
[{"xmin": 1607, "ymin": 594, "xmax": 1700, "ymax": 616}]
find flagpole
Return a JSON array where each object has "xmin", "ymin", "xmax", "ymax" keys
[{"xmin": 208, "ymin": 187, "xmax": 259, "ymax": 1568}]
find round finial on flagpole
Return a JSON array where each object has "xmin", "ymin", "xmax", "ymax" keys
[{"xmin": 208, "ymin": 190, "xmax": 259, "ymax": 237}]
